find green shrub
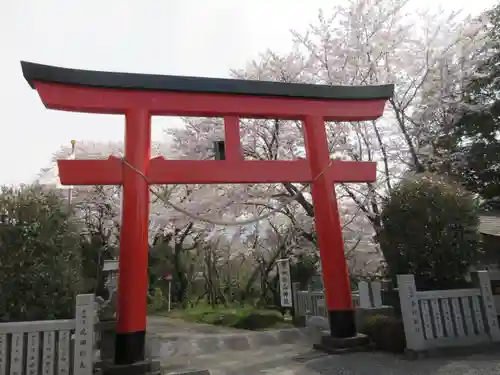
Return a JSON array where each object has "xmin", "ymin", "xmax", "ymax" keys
[
  {"xmin": 233, "ymin": 310, "xmax": 284, "ymax": 330},
  {"xmin": 360, "ymin": 315, "xmax": 406, "ymax": 353},
  {"xmin": 199, "ymin": 311, "xmax": 241, "ymax": 327},
  {"xmin": 148, "ymin": 288, "xmax": 167, "ymax": 312},
  {"xmin": 161, "ymin": 302, "xmax": 288, "ymax": 330},
  {"xmin": 380, "ymin": 173, "xmax": 481, "ymax": 290}
]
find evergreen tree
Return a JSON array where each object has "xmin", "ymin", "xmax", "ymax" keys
[
  {"xmin": 0, "ymin": 185, "xmax": 84, "ymax": 321},
  {"xmin": 446, "ymin": 4, "xmax": 500, "ymax": 204}
]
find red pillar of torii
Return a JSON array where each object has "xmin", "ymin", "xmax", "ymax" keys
[{"xmin": 22, "ymin": 61, "xmax": 393, "ymax": 367}]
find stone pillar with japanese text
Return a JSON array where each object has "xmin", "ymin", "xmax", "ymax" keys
[
  {"xmin": 397, "ymin": 275, "xmax": 425, "ymax": 351},
  {"xmin": 472, "ymin": 271, "xmax": 500, "ymax": 341},
  {"xmin": 74, "ymin": 294, "xmax": 96, "ymax": 375}
]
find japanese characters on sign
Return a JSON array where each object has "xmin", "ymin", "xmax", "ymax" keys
[
  {"xmin": 74, "ymin": 294, "xmax": 95, "ymax": 375},
  {"xmin": 0, "ymin": 334, "xmax": 5, "ymax": 374},
  {"xmin": 42, "ymin": 331, "xmax": 55, "ymax": 375},
  {"xmin": 10, "ymin": 333, "xmax": 23, "ymax": 375},
  {"xmin": 79, "ymin": 308, "xmax": 89, "ymax": 369},
  {"xmin": 406, "ymin": 284, "xmax": 422, "ymax": 336},
  {"xmin": 58, "ymin": 331, "xmax": 71, "ymax": 375},
  {"xmin": 277, "ymin": 259, "xmax": 292, "ymax": 307},
  {"xmin": 26, "ymin": 333, "xmax": 39, "ymax": 375}
]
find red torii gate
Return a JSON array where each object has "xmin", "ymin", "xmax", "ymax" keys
[{"xmin": 22, "ymin": 61, "xmax": 393, "ymax": 371}]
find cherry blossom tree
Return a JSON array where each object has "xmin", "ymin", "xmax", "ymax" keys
[
  {"xmin": 288, "ymin": 0, "xmax": 485, "ymax": 235},
  {"xmin": 168, "ymin": 0, "xmax": 488, "ymax": 273},
  {"xmin": 40, "ymin": 140, "xmax": 272, "ymax": 303},
  {"xmin": 39, "ymin": 140, "xmax": 210, "ymax": 299},
  {"xmin": 36, "ymin": 0, "xmax": 490, "ymax": 301}
]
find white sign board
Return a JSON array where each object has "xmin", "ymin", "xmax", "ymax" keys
[
  {"xmin": 277, "ymin": 259, "xmax": 292, "ymax": 307},
  {"xmin": 103, "ymin": 259, "xmax": 119, "ymax": 272},
  {"xmin": 488, "ymin": 270, "xmax": 500, "ymax": 313}
]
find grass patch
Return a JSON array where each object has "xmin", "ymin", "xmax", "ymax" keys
[{"xmin": 154, "ymin": 303, "xmax": 292, "ymax": 331}]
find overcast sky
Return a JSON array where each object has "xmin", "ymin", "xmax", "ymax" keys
[{"xmin": 0, "ymin": 0, "xmax": 497, "ymax": 185}]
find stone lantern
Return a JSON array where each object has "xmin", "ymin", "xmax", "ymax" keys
[
  {"xmin": 95, "ymin": 259, "xmax": 120, "ymax": 366},
  {"xmin": 97, "ymin": 259, "xmax": 119, "ymax": 321}
]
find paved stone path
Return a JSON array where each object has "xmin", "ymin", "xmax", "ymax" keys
[
  {"xmin": 148, "ymin": 316, "xmax": 500, "ymax": 375},
  {"xmin": 160, "ymin": 347, "xmax": 500, "ymax": 375},
  {"xmin": 147, "ymin": 316, "xmax": 307, "ymax": 360}
]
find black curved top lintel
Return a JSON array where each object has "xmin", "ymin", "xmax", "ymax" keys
[{"xmin": 21, "ymin": 61, "xmax": 394, "ymax": 101}]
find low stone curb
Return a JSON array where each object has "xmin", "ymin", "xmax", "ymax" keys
[
  {"xmin": 404, "ymin": 342, "xmax": 500, "ymax": 360},
  {"xmin": 149, "ymin": 328, "xmax": 308, "ymax": 359}
]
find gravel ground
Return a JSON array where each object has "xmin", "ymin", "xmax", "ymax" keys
[{"xmin": 231, "ymin": 350, "xmax": 500, "ymax": 375}]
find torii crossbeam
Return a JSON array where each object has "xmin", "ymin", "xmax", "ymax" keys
[{"xmin": 22, "ymin": 61, "xmax": 394, "ymax": 372}]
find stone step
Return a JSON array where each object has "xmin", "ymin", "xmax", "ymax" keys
[
  {"xmin": 313, "ymin": 332, "xmax": 372, "ymax": 354},
  {"xmin": 150, "ymin": 328, "xmax": 309, "ymax": 359},
  {"xmin": 160, "ymin": 344, "xmax": 316, "ymax": 375}
]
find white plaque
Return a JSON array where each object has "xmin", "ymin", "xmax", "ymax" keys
[{"xmin": 277, "ymin": 259, "xmax": 292, "ymax": 307}]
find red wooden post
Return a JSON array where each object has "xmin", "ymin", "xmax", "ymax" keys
[
  {"xmin": 115, "ymin": 108, "xmax": 152, "ymax": 363},
  {"xmin": 223, "ymin": 117, "xmax": 243, "ymax": 161},
  {"xmin": 303, "ymin": 115, "xmax": 355, "ymax": 337}
]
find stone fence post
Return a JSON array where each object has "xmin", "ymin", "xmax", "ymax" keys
[
  {"xmin": 397, "ymin": 275, "xmax": 425, "ymax": 351},
  {"xmin": 472, "ymin": 270, "xmax": 500, "ymax": 341}
]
